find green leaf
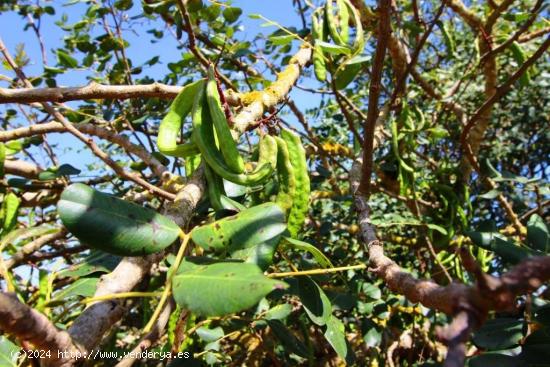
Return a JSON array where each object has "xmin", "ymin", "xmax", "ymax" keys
[
  {"xmin": 4, "ymin": 140, "xmax": 23, "ymax": 155},
  {"xmin": 0, "ymin": 225, "xmax": 58, "ymax": 249},
  {"xmin": 267, "ymin": 320, "xmax": 309, "ymax": 358},
  {"xmin": 527, "ymin": 215, "xmax": 549, "ymax": 253},
  {"xmin": 467, "ymin": 231, "xmax": 540, "ymax": 264},
  {"xmin": 191, "ymin": 202, "xmax": 286, "ymax": 252},
  {"xmin": 114, "ymin": 0, "xmax": 132, "ymax": 10},
  {"xmin": 362, "ymin": 284, "xmax": 381, "ymax": 300},
  {"xmin": 317, "ymin": 41, "xmax": 351, "ymax": 55},
  {"xmin": 0, "ymin": 143, "xmax": 5, "ymax": 178},
  {"xmin": 38, "ymin": 164, "xmax": 81, "ymax": 181},
  {"xmin": 295, "ymin": 276, "xmax": 332, "ymax": 326},
  {"xmin": 49, "ymin": 277, "xmax": 98, "ymax": 304},
  {"xmin": 230, "ymin": 236, "xmax": 280, "ymax": 271},
  {"xmin": 0, "ymin": 336, "xmax": 18, "ymax": 367},
  {"xmin": 479, "ymin": 189, "xmax": 500, "ymax": 200},
  {"xmin": 58, "ymin": 183, "xmax": 180, "ymax": 256},
  {"xmin": 57, "ymin": 251, "xmax": 121, "ymax": 279},
  {"xmin": 222, "ymin": 6, "xmax": 242, "ymax": 23},
  {"xmin": 172, "ymin": 259, "xmax": 287, "ymax": 316},
  {"xmin": 2, "ymin": 192, "xmax": 20, "ymax": 231},
  {"xmin": 282, "ymin": 237, "xmax": 333, "ymax": 268},
  {"xmin": 324, "ymin": 316, "xmax": 347, "ymax": 360},
  {"xmin": 196, "ymin": 326, "xmax": 224, "ymax": 342},
  {"xmin": 268, "ymin": 34, "xmax": 295, "ymax": 46},
  {"xmin": 334, "ymin": 56, "xmax": 369, "ymax": 90},
  {"xmin": 264, "ymin": 303, "xmax": 292, "ymax": 320},
  {"xmin": 57, "ymin": 49, "xmax": 78, "ymax": 68},
  {"xmin": 472, "ymin": 318, "xmax": 524, "ymax": 350}
]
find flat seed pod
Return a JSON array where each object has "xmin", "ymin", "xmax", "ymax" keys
[
  {"xmin": 191, "ymin": 202, "xmax": 286, "ymax": 252},
  {"xmin": 58, "ymin": 183, "xmax": 180, "ymax": 256}
]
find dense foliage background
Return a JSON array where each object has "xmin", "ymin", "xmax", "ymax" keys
[{"xmin": 0, "ymin": 0, "xmax": 548, "ymax": 366}]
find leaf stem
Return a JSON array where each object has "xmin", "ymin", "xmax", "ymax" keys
[
  {"xmin": 143, "ymin": 230, "xmax": 189, "ymax": 333},
  {"xmin": 267, "ymin": 263, "xmax": 366, "ymax": 278}
]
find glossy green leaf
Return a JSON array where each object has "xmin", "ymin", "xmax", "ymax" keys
[
  {"xmin": 282, "ymin": 237, "xmax": 333, "ymax": 268},
  {"xmin": 324, "ymin": 316, "xmax": 347, "ymax": 360},
  {"xmin": 58, "ymin": 183, "xmax": 180, "ymax": 256},
  {"xmin": 0, "ymin": 336, "xmax": 18, "ymax": 367},
  {"xmin": 50, "ymin": 277, "xmax": 98, "ymax": 304},
  {"xmin": 264, "ymin": 303, "xmax": 292, "ymax": 320},
  {"xmin": 57, "ymin": 251, "xmax": 121, "ymax": 279},
  {"xmin": 316, "ymin": 41, "xmax": 351, "ymax": 55},
  {"xmin": 191, "ymin": 202, "xmax": 286, "ymax": 252},
  {"xmin": 0, "ymin": 143, "xmax": 5, "ymax": 178},
  {"xmin": 57, "ymin": 49, "xmax": 78, "ymax": 68},
  {"xmin": 2, "ymin": 192, "xmax": 20, "ymax": 231},
  {"xmin": 472, "ymin": 318, "xmax": 524, "ymax": 350},
  {"xmin": 467, "ymin": 231, "xmax": 539, "ymax": 264},
  {"xmin": 526, "ymin": 215, "xmax": 549, "ymax": 253},
  {"xmin": 38, "ymin": 164, "xmax": 81, "ymax": 181},
  {"xmin": 222, "ymin": 6, "xmax": 242, "ymax": 23},
  {"xmin": 230, "ymin": 236, "xmax": 280, "ymax": 271},
  {"xmin": 172, "ymin": 259, "xmax": 287, "ymax": 316},
  {"xmin": 295, "ymin": 276, "xmax": 332, "ymax": 326}
]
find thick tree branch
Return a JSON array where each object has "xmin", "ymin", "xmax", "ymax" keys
[
  {"xmin": 0, "ymin": 292, "xmax": 82, "ymax": 367},
  {"xmin": 0, "ymin": 122, "xmax": 169, "ymax": 179}
]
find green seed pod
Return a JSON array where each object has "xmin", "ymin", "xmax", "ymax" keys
[
  {"xmin": 274, "ymin": 136, "xmax": 297, "ymax": 214},
  {"xmin": 312, "ymin": 11, "xmax": 327, "ymax": 82},
  {"xmin": 336, "ymin": 0, "xmax": 349, "ymax": 44},
  {"xmin": 204, "ymin": 164, "xmax": 226, "ymax": 212},
  {"xmin": 280, "ymin": 129, "xmax": 310, "ymax": 238},
  {"xmin": 206, "ymin": 65, "xmax": 245, "ymax": 173},
  {"xmin": 192, "ymin": 85, "xmax": 277, "ymax": 186},
  {"xmin": 325, "ymin": 0, "xmax": 346, "ymax": 46},
  {"xmin": 158, "ymin": 79, "xmax": 205, "ymax": 158}
]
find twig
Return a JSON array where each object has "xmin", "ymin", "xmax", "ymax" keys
[{"xmin": 0, "ymin": 37, "xmax": 176, "ymax": 201}]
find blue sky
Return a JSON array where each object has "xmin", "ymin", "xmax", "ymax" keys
[{"xmin": 0, "ymin": 0, "xmax": 323, "ymax": 171}]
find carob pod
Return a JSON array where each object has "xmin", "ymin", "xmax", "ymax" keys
[
  {"xmin": 312, "ymin": 10, "xmax": 327, "ymax": 82},
  {"xmin": 192, "ymin": 82, "xmax": 277, "ymax": 186},
  {"xmin": 157, "ymin": 79, "xmax": 204, "ymax": 158},
  {"xmin": 206, "ymin": 65, "xmax": 245, "ymax": 173},
  {"xmin": 281, "ymin": 129, "xmax": 310, "ymax": 237},
  {"xmin": 274, "ymin": 136, "xmax": 297, "ymax": 214}
]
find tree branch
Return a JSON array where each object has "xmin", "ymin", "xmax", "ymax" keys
[
  {"xmin": 0, "ymin": 292, "xmax": 82, "ymax": 367},
  {"xmin": 357, "ymin": 0, "xmax": 391, "ymax": 196}
]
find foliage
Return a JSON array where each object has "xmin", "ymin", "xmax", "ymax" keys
[{"xmin": 0, "ymin": 0, "xmax": 548, "ymax": 366}]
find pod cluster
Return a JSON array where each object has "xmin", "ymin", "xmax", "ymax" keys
[
  {"xmin": 157, "ymin": 65, "xmax": 311, "ymax": 248},
  {"xmin": 311, "ymin": 0, "xmax": 365, "ymax": 83}
]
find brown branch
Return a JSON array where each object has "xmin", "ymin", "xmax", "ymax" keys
[
  {"xmin": 0, "ymin": 292, "xmax": 82, "ymax": 367},
  {"xmin": 0, "ymin": 83, "xmax": 241, "ymax": 105},
  {"xmin": 4, "ymin": 159, "xmax": 43, "ymax": 178},
  {"xmin": 350, "ymin": 157, "xmax": 550, "ymax": 365},
  {"xmin": 5, "ymin": 229, "xmax": 66, "ymax": 269},
  {"xmin": 357, "ymin": 0, "xmax": 391, "ymax": 196},
  {"xmin": 115, "ymin": 299, "xmax": 175, "ymax": 367},
  {"xmin": 460, "ymin": 35, "xmax": 550, "ymax": 172},
  {"xmin": 519, "ymin": 26, "xmax": 550, "ymax": 43},
  {"xmin": 0, "ymin": 37, "xmax": 176, "ymax": 201},
  {"xmin": 0, "ymin": 122, "xmax": 169, "ymax": 179},
  {"xmin": 0, "ymin": 83, "xmax": 184, "ymax": 104}
]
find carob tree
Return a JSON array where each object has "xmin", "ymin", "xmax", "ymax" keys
[{"xmin": 0, "ymin": 0, "xmax": 548, "ymax": 366}]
